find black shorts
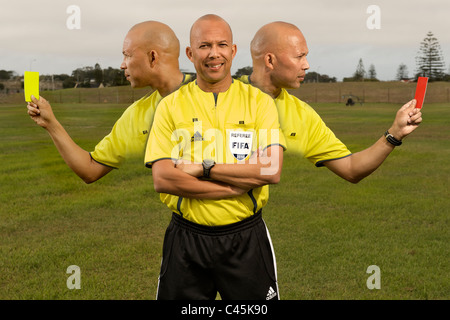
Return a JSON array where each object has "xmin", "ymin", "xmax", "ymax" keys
[{"xmin": 156, "ymin": 210, "xmax": 279, "ymax": 300}]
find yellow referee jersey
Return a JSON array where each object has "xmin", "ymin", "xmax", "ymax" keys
[
  {"xmin": 240, "ymin": 75, "xmax": 351, "ymax": 166},
  {"xmin": 90, "ymin": 74, "xmax": 191, "ymax": 168},
  {"xmin": 145, "ymin": 79, "xmax": 286, "ymax": 226}
]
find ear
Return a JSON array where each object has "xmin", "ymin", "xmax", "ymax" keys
[
  {"xmin": 231, "ymin": 44, "xmax": 237, "ymax": 60},
  {"xmin": 186, "ymin": 46, "xmax": 194, "ymax": 62},
  {"xmin": 148, "ymin": 50, "xmax": 158, "ymax": 67},
  {"xmin": 264, "ymin": 53, "xmax": 276, "ymax": 70}
]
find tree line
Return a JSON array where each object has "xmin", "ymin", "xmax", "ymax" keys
[
  {"xmin": 0, "ymin": 63, "xmax": 127, "ymax": 89},
  {"xmin": 345, "ymin": 31, "xmax": 449, "ymax": 82},
  {"xmin": 57, "ymin": 63, "xmax": 128, "ymax": 88},
  {"xmin": 236, "ymin": 31, "xmax": 448, "ymax": 83},
  {"xmin": 0, "ymin": 31, "xmax": 448, "ymax": 90}
]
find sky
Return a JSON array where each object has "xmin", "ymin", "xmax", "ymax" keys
[{"xmin": 1, "ymin": 0, "xmax": 449, "ymax": 81}]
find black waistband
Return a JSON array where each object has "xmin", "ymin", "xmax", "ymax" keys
[{"xmin": 171, "ymin": 210, "xmax": 262, "ymax": 236}]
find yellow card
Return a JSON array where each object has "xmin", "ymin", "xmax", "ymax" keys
[{"xmin": 24, "ymin": 71, "xmax": 39, "ymax": 102}]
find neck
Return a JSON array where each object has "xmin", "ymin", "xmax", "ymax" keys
[
  {"xmin": 249, "ymin": 70, "xmax": 281, "ymax": 99},
  {"xmin": 196, "ymin": 76, "xmax": 232, "ymax": 94},
  {"xmin": 156, "ymin": 69, "xmax": 185, "ymax": 97}
]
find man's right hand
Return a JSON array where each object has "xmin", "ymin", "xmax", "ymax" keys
[{"xmin": 27, "ymin": 95, "xmax": 56, "ymax": 129}]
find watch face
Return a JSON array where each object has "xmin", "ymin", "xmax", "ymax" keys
[{"xmin": 203, "ymin": 159, "xmax": 215, "ymax": 168}]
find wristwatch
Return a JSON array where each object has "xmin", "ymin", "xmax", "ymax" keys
[
  {"xmin": 202, "ymin": 159, "xmax": 216, "ymax": 178},
  {"xmin": 384, "ymin": 130, "xmax": 402, "ymax": 146}
]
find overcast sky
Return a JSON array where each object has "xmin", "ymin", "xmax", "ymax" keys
[{"xmin": 1, "ymin": 0, "xmax": 449, "ymax": 81}]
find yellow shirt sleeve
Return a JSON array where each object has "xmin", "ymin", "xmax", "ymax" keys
[
  {"xmin": 144, "ymin": 97, "xmax": 178, "ymax": 168},
  {"xmin": 91, "ymin": 91, "xmax": 160, "ymax": 168},
  {"xmin": 255, "ymin": 90, "xmax": 286, "ymax": 152},
  {"xmin": 277, "ymin": 90, "xmax": 351, "ymax": 166},
  {"xmin": 90, "ymin": 105, "xmax": 133, "ymax": 168}
]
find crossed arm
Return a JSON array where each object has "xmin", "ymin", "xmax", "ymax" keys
[{"xmin": 151, "ymin": 145, "xmax": 284, "ymax": 199}]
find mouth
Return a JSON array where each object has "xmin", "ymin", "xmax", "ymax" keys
[{"xmin": 205, "ymin": 62, "xmax": 224, "ymax": 71}]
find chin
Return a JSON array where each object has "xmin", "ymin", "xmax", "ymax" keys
[{"xmin": 292, "ymin": 81, "xmax": 302, "ymax": 89}]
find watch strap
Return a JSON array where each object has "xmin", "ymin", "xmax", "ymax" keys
[{"xmin": 384, "ymin": 130, "xmax": 402, "ymax": 146}]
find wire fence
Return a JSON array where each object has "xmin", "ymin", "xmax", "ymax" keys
[
  {"xmin": 1, "ymin": 82, "xmax": 450, "ymax": 105},
  {"xmin": 0, "ymin": 86, "xmax": 151, "ymax": 105},
  {"xmin": 289, "ymin": 81, "xmax": 450, "ymax": 104}
]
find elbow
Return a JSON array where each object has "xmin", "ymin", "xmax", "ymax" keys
[
  {"xmin": 151, "ymin": 161, "xmax": 176, "ymax": 194},
  {"xmin": 153, "ymin": 177, "xmax": 165, "ymax": 193},
  {"xmin": 345, "ymin": 175, "xmax": 363, "ymax": 184},
  {"xmin": 154, "ymin": 184, "xmax": 166, "ymax": 193},
  {"xmin": 152, "ymin": 174, "xmax": 170, "ymax": 193},
  {"xmin": 81, "ymin": 174, "xmax": 98, "ymax": 184},
  {"xmin": 268, "ymin": 173, "xmax": 281, "ymax": 185},
  {"xmin": 259, "ymin": 166, "xmax": 282, "ymax": 185},
  {"xmin": 348, "ymin": 178, "xmax": 361, "ymax": 184},
  {"xmin": 263, "ymin": 169, "xmax": 282, "ymax": 185}
]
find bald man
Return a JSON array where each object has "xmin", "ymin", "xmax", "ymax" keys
[
  {"xmin": 27, "ymin": 21, "xmax": 191, "ymax": 183},
  {"xmin": 145, "ymin": 15, "xmax": 285, "ymax": 300},
  {"xmin": 243, "ymin": 21, "xmax": 422, "ymax": 183}
]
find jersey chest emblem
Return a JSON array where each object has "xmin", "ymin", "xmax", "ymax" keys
[{"xmin": 228, "ymin": 130, "xmax": 253, "ymax": 161}]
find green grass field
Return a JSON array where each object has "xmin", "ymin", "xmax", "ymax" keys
[{"xmin": 0, "ymin": 100, "xmax": 449, "ymax": 299}]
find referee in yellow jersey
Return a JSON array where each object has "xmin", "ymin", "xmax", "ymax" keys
[
  {"xmin": 145, "ymin": 15, "xmax": 286, "ymax": 300},
  {"xmin": 243, "ymin": 22, "xmax": 422, "ymax": 183},
  {"xmin": 27, "ymin": 21, "xmax": 191, "ymax": 183}
]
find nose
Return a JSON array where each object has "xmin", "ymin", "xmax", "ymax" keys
[
  {"xmin": 120, "ymin": 58, "xmax": 127, "ymax": 70},
  {"xmin": 208, "ymin": 44, "xmax": 220, "ymax": 59},
  {"xmin": 303, "ymin": 57, "xmax": 310, "ymax": 71}
]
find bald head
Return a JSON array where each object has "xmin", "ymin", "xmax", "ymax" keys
[
  {"xmin": 248, "ymin": 21, "xmax": 309, "ymax": 97},
  {"xmin": 186, "ymin": 14, "xmax": 236, "ymax": 92},
  {"xmin": 121, "ymin": 21, "xmax": 182, "ymax": 89},
  {"xmin": 190, "ymin": 14, "xmax": 233, "ymax": 45},
  {"xmin": 128, "ymin": 20, "xmax": 180, "ymax": 58},
  {"xmin": 250, "ymin": 21, "xmax": 305, "ymax": 60}
]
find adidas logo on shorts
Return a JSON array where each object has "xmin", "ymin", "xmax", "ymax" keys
[{"xmin": 266, "ymin": 286, "xmax": 277, "ymax": 300}]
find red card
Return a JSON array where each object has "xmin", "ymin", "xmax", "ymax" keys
[{"xmin": 414, "ymin": 77, "xmax": 428, "ymax": 109}]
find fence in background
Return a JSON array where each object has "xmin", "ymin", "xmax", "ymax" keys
[
  {"xmin": 1, "ymin": 82, "xmax": 449, "ymax": 105},
  {"xmin": 289, "ymin": 81, "xmax": 450, "ymax": 104}
]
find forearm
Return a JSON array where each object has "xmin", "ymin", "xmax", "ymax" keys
[
  {"xmin": 326, "ymin": 135, "xmax": 394, "ymax": 183},
  {"xmin": 176, "ymin": 146, "xmax": 283, "ymax": 189},
  {"xmin": 210, "ymin": 146, "xmax": 283, "ymax": 188},
  {"xmin": 325, "ymin": 99, "xmax": 422, "ymax": 184},
  {"xmin": 152, "ymin": 160, "xmax": 246, "ymax": 199},
  {"xmin": 210, "ymin": 162, "xmax": 280, "ymax": 189},
  {"xmin": 45, "ymin": 121, "xmax": 111, "ymax": 183}
]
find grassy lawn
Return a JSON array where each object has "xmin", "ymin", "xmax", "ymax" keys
[{"xmin": 0, "ymin": 101, "xmax": 448, "ymax": 299}]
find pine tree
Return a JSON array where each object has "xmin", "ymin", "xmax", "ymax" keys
[
  {"xmin": 396, "ymin": 63, "xmax": 409, "ymax": 81},
  {"xmin": 368, "ymin": 64, "xmax": 377, "ymax": 80},
  {"xmin": 415, "ymin": 31, "xmax": 446, "ymax": 81},
  {"xmin": 353, "ymin": 58, "xmax": 366, "ymax": 81}
]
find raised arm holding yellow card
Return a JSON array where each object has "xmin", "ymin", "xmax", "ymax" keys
[{"xmin": 26, "ymin": 21, "xmax": 188, "ymax": 183}]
